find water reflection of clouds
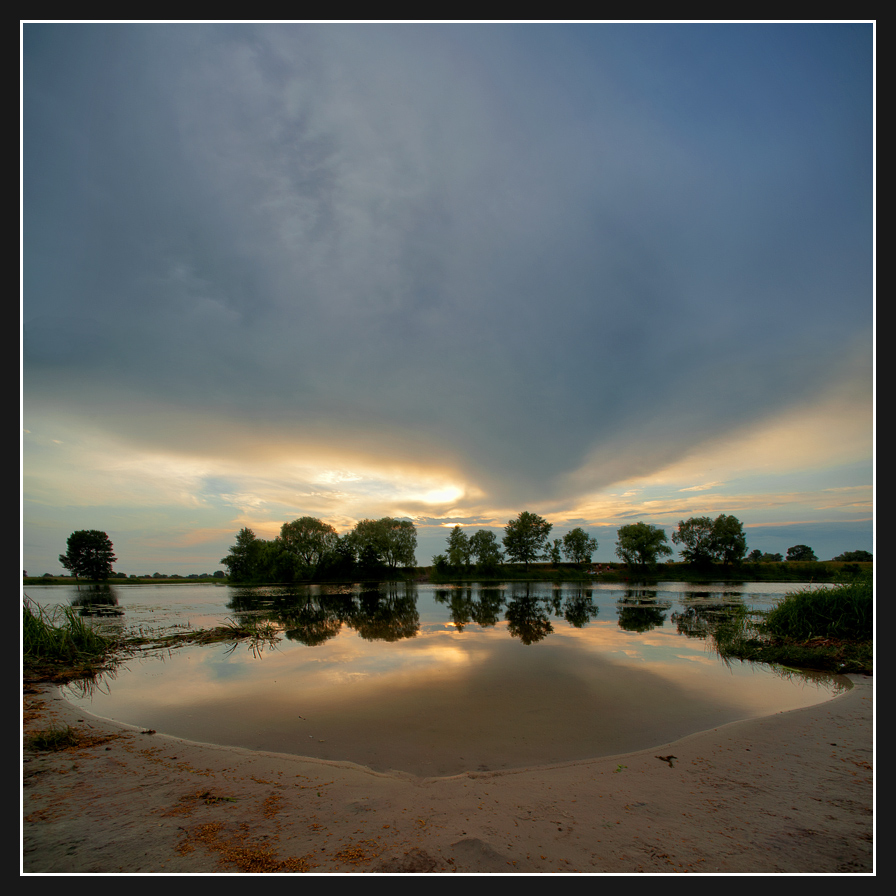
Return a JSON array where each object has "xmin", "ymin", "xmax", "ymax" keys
[
  {"xmin": 57, "ymin": 581, "xmax": 850, "ymax": 771},
  {"xmin": 323, "ymin": 669, "xmax": 371, "ymax": 686},
  {"xmin": 675, "ymin": 653, "xmax": 719, "ymax": 666}
]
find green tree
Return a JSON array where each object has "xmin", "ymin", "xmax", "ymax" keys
[
  {"xmin": 345, "ymin": 520, "xmax": 383, "ymax": 568},
  {"xmin": 59, "ymin": 530, "xmax": 116, "ymax": 581},
  {"xmin": 672, "ymin": 516, "xmax": 716, "ymax": 565},
  {"xmin": 712, "ymin": 514, "xmax": 747, "ymax": 565},
  {"xmin": 786, "ymin": 544, "xmax": 817, "ymax": 562},
  {"xmin": 751, "ymin": 551, "xmax": 784, "ymax": 562},
  {"xmin": 278, "ymin": 517, "xmax": 339, "ymax": 577},
  {"xmin": 316, "ymin": 534, "xmax": 358, "ymax": 579},
  {"xmin": 349, "ymin": 518, "xmax": 417, "ymax": 569},
  {"xmin": 469, "ymin": 530, "xmax": 503, "ymax": 570},
  {"xmin": 502, "ymin": 511, "xmax": 552, "ymax": 571},
  {"xmin": 220, "ymin": 527, "xmax": 263, "ymax": 582},
  {"xmin": 561, "ymin": 528, "xmax": 599, "ymax": 566},
  {"xmin": 546, "ymin": 538, "xmax": 563, "ymax": 566},
  {"xmin": 833, "ymin": 550, "xmax": 872, "ymax": 562},
  {"xmin": 446, "ymin": 526, "xmax": 472, "ymax": 570},
  {"xmin": 672, "ymin": 514, "xmax": 747, "ymax": 566},
  {"xmin": 379, "ymin": 518, "xmax": 417, "ymax": 569},
  {"xmin": 614, "ymin": 522, "xmax": 672, "ymax": 568}
]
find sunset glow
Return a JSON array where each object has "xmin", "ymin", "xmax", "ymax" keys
[{"xmin": 23, "ymin": 23, "xmax": 873, "ymax": 574}]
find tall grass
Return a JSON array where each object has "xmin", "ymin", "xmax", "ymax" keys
[
  {"xmin": 763, "ymin": 576, "xmax": 873, "ymax": 642},
  {"xmin": 23, "ymin": 597, "xmax": 114, "ymax": 665}
]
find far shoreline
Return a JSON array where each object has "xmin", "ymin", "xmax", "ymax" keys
[{"xmin": 23, "ymin": 559, "xmax": 871, "ymax": 587}]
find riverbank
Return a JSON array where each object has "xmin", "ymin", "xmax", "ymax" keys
[{"xmin": 22, "ymin": 674, "xmax": 873, "ymax": 874}]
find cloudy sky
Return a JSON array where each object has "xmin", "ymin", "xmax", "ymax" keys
[{"xmin": 22, "ymin": 22, "xmax": 874, "ymax": 575}]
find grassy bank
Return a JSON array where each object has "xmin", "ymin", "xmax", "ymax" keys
[
  {"xmin": 22, "ymin": 596, "xmax": 282, "ymax": 684},
  {"xmin": 713, "ymin": 575, "xmax": 873, "ymax": 674}
]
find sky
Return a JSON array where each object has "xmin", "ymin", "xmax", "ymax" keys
[{"xmin": 22, "ymin": 22, "xmax": 874, "ymax": 575}]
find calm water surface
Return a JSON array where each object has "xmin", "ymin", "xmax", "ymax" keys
[{"xmin": 26, "ymin": 581, "xmax": 847, "ymax": 777}]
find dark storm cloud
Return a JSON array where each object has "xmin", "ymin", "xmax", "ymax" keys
[{"xmin": 24, "ymin": 23, "xmax": 873, "ymax": 505}]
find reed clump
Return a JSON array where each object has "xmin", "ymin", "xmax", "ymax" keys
[
  {"xmin": 26, "ymin": 724, "xmax": 82, "ymax": 751},
  {"xmin": 23, "ymin": 597, "xmax": 115, "ymax": 668},
  {"xmin": 713, "ymin": 574, "xmax": 873, "ymax": 674},
  {"xmin": 763, "ymin": 577, "xmax": 872, "ymax": 642}
]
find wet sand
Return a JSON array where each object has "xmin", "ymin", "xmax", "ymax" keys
[{"xmin": 22, "ymin": 674, "xmax": 873, "ymax": 874}]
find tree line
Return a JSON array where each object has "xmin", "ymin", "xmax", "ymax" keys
[
  {"xmin": 433, "ymin": 513, "xmax": 599, "ymax": 574},
  {"xmin": 433, "ymin": 512, "xmax": 870, "ymax": 573},
  {"xmin": 616, "ymin": 514, "xmax": 813, "ymax": 568},
  {"xmin": 220, "ymin": 516, "xmax": 417, "ymax": 583},
  {"xmin": 433, "ymin": 511, "xmax": 738, "ymax": 573},
  {"xmin": 52, "ymin": 517, "xmax": 871, "ymax": 584}
]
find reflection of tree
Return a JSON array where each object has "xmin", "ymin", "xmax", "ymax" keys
[
  {"xmin": 227, "ymin": 586, "xmax": 349, "ymax": 646},
  {"xmin": 434, "ymin": 586, "xmax": 506, "ymax": 630},
  {"xmin": 471, "ymin": 589, "xmax": 504, "ymax": 628},
  {"xmin": 671, "ymin": 599, "xmax": 746, "ymax": 640},
  {"xmin": 561, "ymin": 585, "xmax": 599, "ymax": 628},
  {"xmin": 619, "ymin": 587, "xmax": 659, "ymax": 604},
  {"xmin": 349, "ymin": 584, "xmax": 420, "ymax": 642},
  {"xmin": 433, "ymin": 587, "xmax": 474, "ymax": 630},
  {"xmin": 226, "ymin": 583, "xmax": 424, "ymax": 645},
  {"xmin": 615, "ymin": 587, "xmax": 671, "ymax": 632},
  {"xmin": 226, "ymin": 587, "xmax": 281, "ymax": 614},
  {"xmin": 70, "ymin": 584, "xmax": 122, "ymax": 616},
  {"xmin": 219, "ymin": 580, "xmax": 604, "ymax": 648},
  {"xmin": 544, "ymin": 588, "xmax": 563, "ymax": 617},
  {"xmin": 616, "ymin": 604, "xmax": 668, "ymax": 632},
  {"xmin": 505, "ymin": 585, "xmax": 553, "ymax": 644},
  {"xmin": 68, "ymin": 585, "xmax": 125, "ymax": 642},
  {"xmin": 281, "ymin": 609, "xmax": 342, "ymax": 646},
  {"xmin": 671, "ymin": 606, "xmax": 713, "ymax": 639},
  {"xmin": 682, "ymin": 590, "xmax": 744, "ymax": 603}
]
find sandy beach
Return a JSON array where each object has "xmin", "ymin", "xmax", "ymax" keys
[{"xmin": 22, "ymin": 674, "xmax": 873, "ymax": 874}]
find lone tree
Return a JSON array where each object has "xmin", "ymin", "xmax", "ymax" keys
[
  {"xmin": 615, "ymin": 522, "xmax": 672, "ymax": 568},
  {"xmin": 502, "ymin": 511, "xmax": 552, "ymax": 571},
  {"xmin": 59, "ymin": 530, "xmax": 116, "ymax": 581}
]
